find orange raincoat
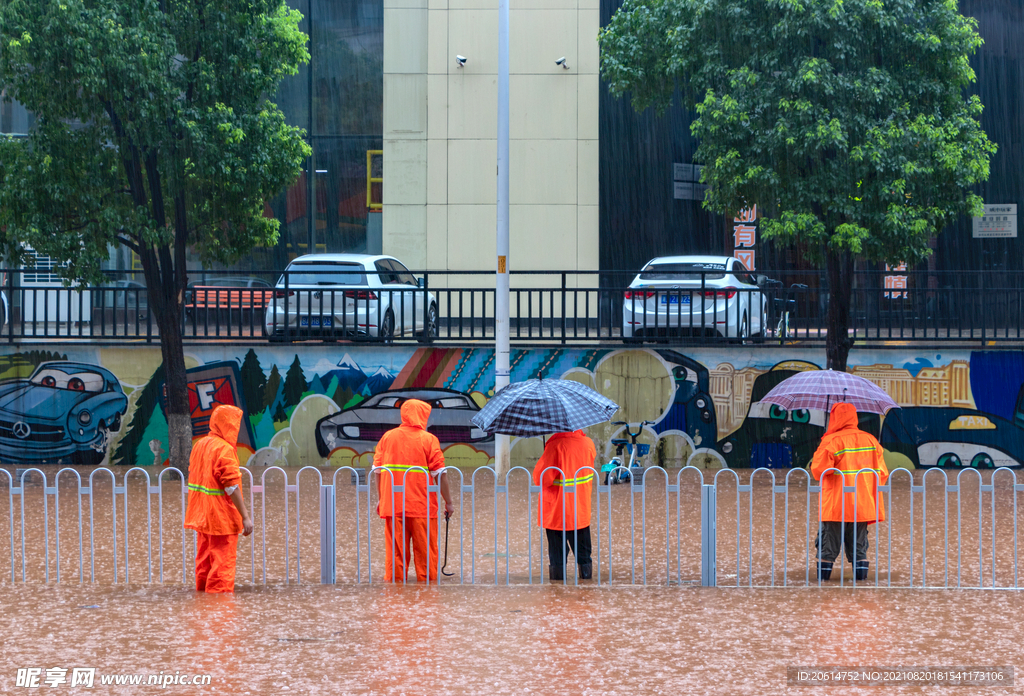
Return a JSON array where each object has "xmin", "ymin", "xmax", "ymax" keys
[
  {"xmin": 374, "ymin": 399, "xmax": 446, "ymax": 582},
  {"xmin": 375, "ymin": 399, "xmax": 446, "ymax": 518},
  {"xmin": 811, "ymin": 403, "xmax": 889, "ymax": 523},
  {"xmin": 533, "ymin": 431, "xmax": 596, "ymax": 531},
  {"xmin": 185, "ymin": 405, "xmax": 244, "ymax": 593}
]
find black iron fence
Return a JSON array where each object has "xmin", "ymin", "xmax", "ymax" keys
[{"xmin": 0, "ymin": 268, "xmax": 1020, "ymax": 345}]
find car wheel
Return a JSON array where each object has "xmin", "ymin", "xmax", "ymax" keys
[
  {"xmin": 738, "ymin": 315, "xmax": 749, "ymax": 344},
  {"xmin": 110, "ymin": 413, "xmax": 122, "ymax": 432},
  {"xmin": 418, "ymin": 304, "xmax": 438, "ymax": 343},
  {"xmin": 379, "ymin": 310, "xmax": 395, "ymax": 344},
  {"xmin": 937, "ymin": 452, "xmax": 963, "ymax": 468}
]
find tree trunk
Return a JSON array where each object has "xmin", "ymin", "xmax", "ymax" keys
[
  {"xmin": 825, "ymin": 247, "xmax": 854, "ymax": 371},
  {"xmin": 157, "ymin": 306, "xmax": 193, "ymax": 471},
  {"xmin": 143, "ymin": 259, "xmax": 193, "ymax": 471}
]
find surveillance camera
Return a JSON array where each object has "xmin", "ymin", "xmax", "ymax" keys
[
  {"xmin": 455, "ymin": 55, "xmax": 467, "ymax": 67},
  {"xmin": 555, "ymin": 57, "xmax": 569, "ymax": 69}
]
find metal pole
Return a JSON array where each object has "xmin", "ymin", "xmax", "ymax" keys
[
  {"xmin": 700, "ymin": 484, "xmax": 717, "ymax": 587},
  {"xmin": 494, "ymin": 0, "xmax": 511, "ymax": 476}
]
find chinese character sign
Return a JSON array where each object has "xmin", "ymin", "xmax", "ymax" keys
[
  {"xmin": 733, "ymin": 207, "xmax": 757, "ymax": 270},
  {"xmin": 884, "ymin": 263, "xmax": 908, "ymax": 299}
]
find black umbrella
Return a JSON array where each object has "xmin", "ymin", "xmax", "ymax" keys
[{"xmin": 470, "ymin": 379, "xmax": 619, "ymax": 437}]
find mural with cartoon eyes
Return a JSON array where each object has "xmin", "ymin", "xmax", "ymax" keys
[
  {"xmin": 766, "ymin": 404, "xmax": 811, "ymax": 424},
  {"xmin": 0, "ymin": 361, "xmax": 128, "ymax": 465},
  {"xmin": 0, "ymin": 346, "xmax": 1022, "ymax": 470}
]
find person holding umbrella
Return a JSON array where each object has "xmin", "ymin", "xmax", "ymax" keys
[
  {"xmin": 534, "ymin": 430, "xmax": 597, "ymax": 581},
  {"xmin": 810, "ymin": 402, "xmax": 889, "ymax": 581},
  {"xmin": 470, "ymin": 377, "xmax": 620, "ymax": 583},
  {"xmin": 758, "ymin": 369, "xmax": 898, "ymax": 582}
]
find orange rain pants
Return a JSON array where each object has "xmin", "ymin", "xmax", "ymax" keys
[
  {"xmin": 195, "ymin": 532, "xmax": 239, "ymax": 593},
  {"xmin": 383, "ymin": 517, "xmax": 439, "ymax": 583}
]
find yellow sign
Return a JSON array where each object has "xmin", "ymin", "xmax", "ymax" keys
[
  {"xmin": 949, "ymin": 415, "xmax": 996, "ymax": 430},
  {"xmin": 498, "ymin": 256, "xmax": 506, "ymax": 274}
]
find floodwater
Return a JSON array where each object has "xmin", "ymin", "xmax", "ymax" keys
[
  {"xmin": 2, "ymin": 466, "xmax": 1023, "ymax": 694},
  {"xmin": 0, "ymin": 584, "xmax": 1022, "ymax": 695}
]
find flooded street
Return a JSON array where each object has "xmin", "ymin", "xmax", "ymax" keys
[
  {"xmin": 1, "ymin": 583, "xmax": 1022, "ymax": 694},
  {"xmin": 3, "ymin": 466, "xmax": 1022, "ymax": 588},
  {"xmin": 2, "ymin": 465, "xmax": 1023, "ymax": 693}
]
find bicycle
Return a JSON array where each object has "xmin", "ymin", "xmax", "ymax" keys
[
  {"xmin": 601, "ymin": 420, "xmax": 654, "ymax": 484},
  {"xmin": 772, "ymin": 282, "xmax": 808, "ymax": 344}
]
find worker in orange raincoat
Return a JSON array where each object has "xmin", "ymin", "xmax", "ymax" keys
[
  {"xmin": 184, "ymin": 405, "xmax": 254, "ymax": 593},
  {"xmin": 533, "ymin": 430, "xmax": 597, "ymax": 581},
  {"xmin": 810, "ymin": 402, "xmax": 889, "ymax": 581},
  {"xmin": 374, "ymin": 399, "xmax": 454, "ymax": 583}
]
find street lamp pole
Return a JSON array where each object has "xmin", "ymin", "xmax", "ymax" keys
[{"xmin": 494, "ymin": 0, "xmax": 511, "ymax": 476}]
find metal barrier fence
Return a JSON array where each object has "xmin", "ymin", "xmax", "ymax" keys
[
  {"xmin": 2, "ymin": 465, "xmax": 1022, "ymax": 589},
  {"xmin": 2, "ymin": 269, "xmax": 1023, "ymax": 345}
]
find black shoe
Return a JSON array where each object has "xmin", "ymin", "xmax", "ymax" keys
[
  {"xmin": 817, "ymin": 561, "xmax": 833, "ymax": 581},
  {"xmin": 548, "ymin": 564, "xmax": 564, "ymax": 582},
  {"xmin": 578, "ymin": 562, "xmax": 592, "ymax": 580},
  {"xmin": 855, "ymin": 561, "xmax": 869, "ymax": 582}
]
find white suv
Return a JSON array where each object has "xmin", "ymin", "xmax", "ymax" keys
[
  {"xmin": 622, "ymin": 255, "xmax": 767, "ymax": 340},
  {"xmin": 264, "ymin": 254, "xmax": 437, "ymax": 342}
]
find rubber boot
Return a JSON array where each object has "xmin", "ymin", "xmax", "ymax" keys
[
  {"xmin": 817, "ymin": 561, "xmax": 833, "ymax": 581},
  {"xmin": 578, "ymin": 562, "xmax": 593, "ymax": 580},
  {"xmin": 854, "ymin": 561, "xmax": 869, "ymax": 582},
  {"xmin": 549, "ymin": 564, "xmax": 564, "ymax": 582}
]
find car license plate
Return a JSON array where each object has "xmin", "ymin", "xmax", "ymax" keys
[
  {"xmin": 300, "ymin": 317, "xmax": 333, "ymax": 327},
  {"xmin": 661, "ymin": 294, "xmax": 690, "ymax": 305}
]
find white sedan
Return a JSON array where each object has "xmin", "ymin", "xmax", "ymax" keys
[
  {"xmin": 622, "ymin": 255, "xmax": 768, "ymax": 340},
  {"xmin": 264, "ymin": 254, "xmax": 437, "ymax": 342}
]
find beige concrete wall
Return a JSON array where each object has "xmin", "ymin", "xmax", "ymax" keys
[{"xmin": 383, "ymin": 0, "xmax": 600, "ymax": 283}]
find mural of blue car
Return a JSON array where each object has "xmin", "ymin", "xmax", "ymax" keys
[{"xmin": 0, "ymin": 361, "xmax": 128, "ymax": 465}]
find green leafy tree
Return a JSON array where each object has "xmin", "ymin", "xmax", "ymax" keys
[
  {"xmin": 0, "ymin": 0, "xmax": 311, "ymax": 466},
  {"xmin": 600, "ymin": 0, "xmax": 995, "ymax": 369}
]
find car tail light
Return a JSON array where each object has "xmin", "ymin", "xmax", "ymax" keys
[
  {"xmin": 274, "ymin": 290, "xmax": 294, "ymax": 298},
  {"xmin": 624, "ymin": 290, "xmax": 656, "ymax": 300},
  {"xmin": 702, "ymin": 287, "xmax": 737, "ymax": 299},
  {"xmin": 347, "ymin": 290, "xmax": 378, "ymax": 300}
]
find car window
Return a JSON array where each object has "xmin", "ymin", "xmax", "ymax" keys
[
  {"xmin": 731, "ymin": 261, "xmax": 757, "ymax": 286},
  {"xmin": 376, "ymin": 396, "xmax": 404, "ymax": 408},
  {"xmin": 375, "ymin": 260, "xmax": 399, "ymax": 285},
  {"xmin": 281, "ymin": 263, "xmax": 367, "ymax": 286},
  {"xmin": 389, "ymin": 259, "xmax": 419, "ymax": 286},
  {"xmin": 31, "ymin": 369, "xmax": 104, "ymax": 393},
  {"xmin": 639, "ymin": 262, "xmax": 727, "ymax": 281}
]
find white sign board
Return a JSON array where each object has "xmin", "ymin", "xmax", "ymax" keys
[{"xmin": 973, "ymin": 204, "xmax": 1017, "ymax": 238}]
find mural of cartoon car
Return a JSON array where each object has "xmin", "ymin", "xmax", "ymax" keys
[
  {"xmin": 315, "ymin": 388, "xmax": 493, "ymax": 457},
  {"xmin": 881, "ymin": 407, "xmax": 1024, "ymax": 468},
  {"xmin": 654, "ymin": 349, "xmax": 718, "ymax": 446},
  {"xmin": 0, "ymin": 361, "xmax": 128, "ymax": 465},
  {"xmin": 716, "ymin": 365, "xmax": 881, "ymax": 469}
]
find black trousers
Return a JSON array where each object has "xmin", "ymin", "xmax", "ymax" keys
[
  {"xmin": 546, "ymin": 527, "xmax": 592, "ymax": 568},
  {"xmin": 815, "ymin": 521, "xmax": 869, "ymax": 564}
]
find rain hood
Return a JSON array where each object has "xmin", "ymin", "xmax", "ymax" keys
[
  {"xmin": 400, "ymin": 399, "xmax": 431, "ymax": 430},
  {"xmin": 209, "ymin": 405, "xmax": 242, "ymax": 447}
]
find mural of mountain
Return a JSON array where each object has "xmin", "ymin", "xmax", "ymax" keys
[
  {"xmin": 320, "ymin": 353, "xmax": 368, "ymax": 394},
  {"xmin": 361, "ymin": 366, "xmax": 395, "ymax": 395}
]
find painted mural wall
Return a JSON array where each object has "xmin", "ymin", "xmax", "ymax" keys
[{"xmin": 0, "ymin": 345, "xmax": 1021, "ymax": 471}]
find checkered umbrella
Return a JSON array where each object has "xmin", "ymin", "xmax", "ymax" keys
[
  {"xmin": 471, "ymin": 379, "xmax": 620, "ymax": 437},
  {"xmin": 759, "ymin": 369, "xmax": 899, "ymax": 415}
]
